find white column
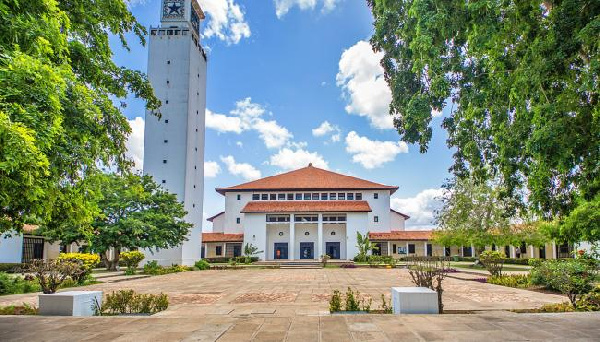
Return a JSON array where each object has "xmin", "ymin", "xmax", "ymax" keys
[
  {"xmin": 387, "ymin": 241, "xmax": 391, "ymax": 256},
  {"xmin": 509, "ymin": 246, "xmax": 516, "ymax": 258},
  {"xmin": 203, "ymin": 243, "xmax": 207, "ymax": 258},
  {"xmin": 552, "ymin": 242, "xmax": 557, "ymax": 259},
  {"xmin": 317, "ymin": 213, "xmax": 323, "ymax": 259},
  {"xmin": 289, "ymin": 216, "xmax": 295, "ymax": 260},
  {"xmin": 424, "ymin": 242, "xmax": 428, "ymax": 256},
  {"xmin": 406, "ymin": 242, "xmax": 409, "ymax": 256},
  {"xmin": 471, "ymin": 244, "xmax": 475, "ymax": 257},
  {"xmin": 529, "ymin": 245, "xmax": 535, "ymax": 258}
]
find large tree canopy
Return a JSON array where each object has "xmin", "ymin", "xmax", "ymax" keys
[
  {"xmin": 0, "ymin": 0, "xmax": 159, "ymax": 233},
  {"xmin": 368, "ymin": 0, "xmax": 600, "ymax": 219}
]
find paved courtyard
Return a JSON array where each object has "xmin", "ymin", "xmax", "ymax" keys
[{"xmin": 0, "ymin": 268, "xmax": 566, "ymax": 315}]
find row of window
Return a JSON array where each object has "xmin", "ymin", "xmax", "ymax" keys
[
  {"xmin": 149, "ymin": 29, "xmax": 206, "ymax": 60},
  {"xmin": 249, "ymin": 192, "xmax": 378, "ymax": 201},
  {"xmin": 265, "ymin": 214, "xmax": 347, "ymax": 223}
]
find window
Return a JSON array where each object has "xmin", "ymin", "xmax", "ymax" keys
[
  {"xmin": 397, "ymin": 246, "xmax": 407, "ymax": 255},
  {"xmin": 323, "ymin": 215, "xmax": 346, "ymax": 222},
  {"xmin": 267, "ymin": 215, "xmax": 290, "ymax": 223},
  {"xmin": 164, "ymin": 140, "xmax": 168, "ymax": 143},
  {"xmin": 287, "ymin": 193, "xmax": 294, "ymax": 200},
  {"xmin": 237, "ymin": 194, "xmax": 241, "ymax": 200},
  {"xmin": 374, "ymin": 216, "xmax": 379, "ymax": 222},
  {"xmin": 165, "ymin": 100, "xmax": 169, "ymax": 104},
  {"xmin": 304, "ymin": 193, "xmax": 311, "ymax": 200},
  {"xmin": 261, "ymin": 194, "xmax": 268, "ymax": 200},
  {"xmin": 278, "ymin": 193, "xmax": 285, "ymax": 200},
  {"xmin": 236, "ymin": 217, "xmax": 241, "ymax": 224},
  {"xmin": 347, "ymin": 193, "xmax": 354, "ymax": 200},
  {"xmin": 312, "ymin": 193, "xmax": 319, "ymax": 200},
  {"xmin": 295, "ymin": 193, "xmax": 302, "ymax": 200},
  {"xmin": 270, "ymin": 194, "xmax": 276, "ymax": 200},
  {"xmin": 167, "ymin": 80, "xmax": 170, "ymax": 84},
  {"xmin": 161, "ymin": 180, "xmax": 166, "ymax": 184},
  {"xmin": 392, "ymin": 244, "xmax": 397, "ymax": 253},
  {"xmin": 167, "ymin": 30, "xmax": 173, "ymax": 35},
  {"xmin": 151, "ymin": 30, "xmax": 157, "ymax": 35},
  {"xmin": 163, "ymin": 160, "xmax": 167, "ymax": 164},
  {"xmin": 356, "ymin": 193, "xmax": 362, "ymax": 200},
  {"xmin": 165, "ymin": 119, "xmax": 169, "ymax": 123},
  {"xmin": 374, "ymin": 193, "xmax": 379, "ymax": 199},
  {"xmin": 408, "ymin": 244, "xmax": 415, "ymax": 254},
  {"xmin": 166, "ymin": 60, "xmax": 170, "ymax": 64},
  {"xmin": 321, "ymin": 193, "xmax": 328, "ymax": 200},
  {"xmin": 338, "ymin": 193, "xmax": 345, "ymax": 200},
  {"xmin": 215, "ymin": 246, "xmax": 222, "ymax": 256},
  {"xmin": 330, "ymin": 193, "xmax": 337, "ymax": 200},
  {"xmin": 294, "ymin": 215, "xmax": 318, "ymax": 222},
  {"xmin": 252, "ymin": 194, "xmax": 260, "ymax": 200}
]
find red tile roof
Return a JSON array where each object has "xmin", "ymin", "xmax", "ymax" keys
[
  {"xmin": 369, "ymin": 231, "xmax": 433, "ymax": 241},
  {"xmin": 390, "ymin": 209, "xmax": 410, "ymax": 220},
  {"xmin": 206, "ymin": 212, "xmax": 224, "ymax": 222},
  {"xmin": 202, "ymin": 233, "xmax": 244, "ymax": 243},
  {"xmin": 241, "ymin": 200, "xmax": 372, "ymax": 213},
  {"xmin": 216, "ymin": 164, "xmax": 398, "ymax": 195}
]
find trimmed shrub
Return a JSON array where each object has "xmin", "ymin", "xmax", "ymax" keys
[
  {"xmin": 0, "ymin": 272, "xmax": 40, "ymax": 295},
  {"xmin": 0, "ymin": 304, "xmax": 38, "ymax": 315},
  {"xmin": 479, "ymin": 250, "xmax": 506, "ymax": 276},
  {"xmin": 142, "ymin": 261, "xmax": 192, "ymax": 275},
  {"xmin": 57, "ymin": 253, "xmax": 100, "ymax": 283},
  {"xmin": 102, "ymin": 289, "xmax": 168, "ymax": 315},
  {"xmin": 487, "ymin": 274, "xmax": 531, "ymax": 288},
  {"xmin": 530, "ymin": 258, "xmax": 596, "ymax": 307},
  {"xmin": 203, "ymin": 257, "xmax": 258, "ymax": 263},
  {"xmin": 538, "ymin": 302, "xmax": 575, "ymax": 312},
  {"xmin": 194, "ymin": 260, "xmax": 210, "ymax": 270},
  {"xmin": 577, "ymin": 290, "xmax": 600, "ymax": 311},
  {"xmin": 25, "ymin": 259, "xmax": 84, "ymax": 294},
  {"xmin": 329, "ymin": 290, "xmax": 342, "ymax": 313},
  {"xmin": 120, "ymin": 251, "xmax": 145, "ymax": 274},
  {"xmin": 0, "ymin": 263, "xmax": 25, "ymax": 273}
]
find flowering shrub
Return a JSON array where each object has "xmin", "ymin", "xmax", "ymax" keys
[
  {"xmin": 57, "ymin": 253, "xmax": 100, "ymax": 283},
  {"xmin": 120, "ymin": 251, "xmax": 145, "ymax": 274},
  {"xmin": 479, "ymin": 250, "xmax": 506, "ymax": 276}
]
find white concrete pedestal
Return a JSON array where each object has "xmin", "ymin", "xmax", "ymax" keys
[
  {"xmin": 39, "ymin": 291, "xmax": 102, "ymax": 316},
  {"xmin": 391, "ymin": 287, "xmax": 438, "ymax": 314}
]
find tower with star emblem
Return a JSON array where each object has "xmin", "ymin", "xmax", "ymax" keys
[{"xmin": 142, "ymin": 0, "xmax": 206, "ymax": 266}]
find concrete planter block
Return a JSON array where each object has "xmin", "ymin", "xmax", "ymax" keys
[
  {"xmin": 391, "ymin": 287, "xmax": 438, "ymax": 314},
  {"xmin": 39, "ymin": 291, "xmax": 102, "ymax": 316}
]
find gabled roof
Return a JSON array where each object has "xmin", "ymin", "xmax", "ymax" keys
[
  {"xmin": 206, "ymin": 212, "xmax": 224, "ymax": 222},
  {"xmin": 216, "ymin": 164, "xmax": 398, "ymax": 195},
  {"xmin": 390, "ymin": 209, "xmax": 410, "ymax": 220},
  {"xmin": 241, "ymin": 201, "xmax": 372, "ymax": 213},
  {"xmin": 202, "ymin": 233, "xmax": 244, "ymax": 243},
  {"xmin": 369, "ymin": 231, "xmax": 433, "ymax": 241}
]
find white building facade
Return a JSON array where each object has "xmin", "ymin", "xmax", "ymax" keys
[{"xmin": 142, "ymin": 0, "xmax": 206, "ymax": 266}]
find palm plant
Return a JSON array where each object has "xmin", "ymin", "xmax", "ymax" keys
[
  {"xmin": 356, "ymin": 232, "xmax": 377, "ymax": 262},
  {"xmin": 243, "ymin": 243, "xmax": 263, "ymax": 264}
]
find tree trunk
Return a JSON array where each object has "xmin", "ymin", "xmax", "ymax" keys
[{"xmin": 105, "ymin": 249, "xmax": 121, "ymax": 271}]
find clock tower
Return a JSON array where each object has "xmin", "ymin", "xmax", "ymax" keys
[{"xmin": 143, "ymin": 0, "xmax": 206, "ymax": 266}]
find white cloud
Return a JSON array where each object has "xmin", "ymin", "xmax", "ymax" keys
[
  {"xmin": 312, "ymin": 121, "xmax": 341, "ymax": 142},
  {"xmin": 345, "ymin": 131, "xmax": 408, "ymax": 169},
  {"xmin": 220, "ymin": 155, "xmax": 261, "ymax": 181},
  {"xmin": 236, "ymin": 141, "xmax": 243, "ymax": 148},
  {"xmin": 391, "ymin": 189, "xmax": 445, "ymax": 230},
  {"xmin": 125, "ymin": 117, "xmax": 145, "ymax": 170},
  {"xmin": 431, "ymin": 108, "xmax": 442, "ymax": 117},
  {"xmin": 199, "ymin": 0, "xmax": 251, "ymax": 44},
  {"xmin": 274, "ymin": 0, "xmax": 341, "ymax": 18},
  {"xmin": 269, "ymin": 147, "xmax": 328, "ymax": 171},
  {"xmin": 204, "ymin": 161, "xmax": 221, "ymax": 177},
  {"xmin": 206, "ymin": 109, "xmax": 242, "ymax": 133},
  {"xmin": 205, "ymin": 98, "xmax": 292, "ymax": 149},
  {"xmin": 337, "ymin": 40, "xmax": 394, "ymax": 129}
]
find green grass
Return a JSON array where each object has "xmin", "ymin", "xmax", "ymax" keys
[{"xmin": 449, "ymin": 262, "xmax": 530, "ymax": 273}]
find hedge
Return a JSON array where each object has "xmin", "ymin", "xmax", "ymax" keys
[
  {"xmin": 203, "ymin": 257, "xmax": 259, "ymax": 263},
  {"xmin": 0, "ymin": 263, "xmax": 25, "ymax": 273}
]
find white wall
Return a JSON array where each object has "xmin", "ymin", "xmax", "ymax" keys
[
  {"xmin": 243, "ymin": 213, "xmax": 267, "ymax": 261},
  {"xmin": 294, "ymin": 223, "xmax": 318, "ymax": 259},
  {"xmin": 0, "ymin": 233, "xmax": 23, "ymax": 263},
  {"xmin": 224, "ymin": 192, "xmax": 252, "ymax": 234},
  {"xmin": 265, "ymin": 224, "xmax": 290, "ymax": 260},
  {"xmin": 211, "ymin": 214, "xmax": 225, "ymax": 233},
  {"xmin": 390, "ymin": 211, "xmax": 406, "ymax": 231},
  {"xmin": 346, "ymin": 212, "xmax": 369, "ymax": 259},
  {"xmin": 323, "ymin": 224, "xmax": 347, "ymax": 259}
]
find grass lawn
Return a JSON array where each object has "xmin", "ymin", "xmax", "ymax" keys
[{"xmin": 449, "ymin": 262, "xmax": 530, "ymax": 272}]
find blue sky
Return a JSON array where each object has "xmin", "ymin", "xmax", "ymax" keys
[{"xmin": 117, "ymin": 0, "xmax": 454, "ymax": 230}]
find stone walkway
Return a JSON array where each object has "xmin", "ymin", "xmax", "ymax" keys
[
  {"xmin": 0, "ymin": 268, "xmax": 566, "ymax": 314},
  {"xmin": 0, "ymin": 312, "xmax": 599, "ymax": 341}
]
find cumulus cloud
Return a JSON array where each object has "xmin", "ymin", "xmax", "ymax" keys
[
  {"xmin": 391, "ymin": 189, "xmax": 445, "ymax": 230},
  {"xmin": 274, "ymin": 0, "xmax": 341, "ymax": 18},
  {"xmin": 125, "ymin": 117, "xmax": 145, "ymax": 170},
  {"xmin": 312, "ymin": 121, "xmax": 341, "ymax": 143},
  {"xmin": 205, "ymin": 98, "xmax": 292, "ymax": 149},
  {"xmin": 204, "ymin": 161, "xmax": 221, "ymax": 177},
  {"xmin": 345, "ymin": 131, "xmax": 408, "ymax": 169},
  {"xmin": 199, "ymin": 0, "xmax": 251, "ymax": 44},
  {"xmin": 337, "ymin": 40, "xmax": 394, "ymax": 129},
  {"xmin": 269, "ymin": 147, "xmax": 328, "ymax": 171},
  {"xmin": 220, "ymin": 155, "xmax": 261, "ymax": 181}
]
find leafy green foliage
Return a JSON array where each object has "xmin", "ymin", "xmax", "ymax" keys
[
  {"xmin": 530, "ymin": 258, "xmax": 597, "ymax": 307},
  {"xmin": 243, "ymin": 243, "xmax": 262, "ymax": 264},
  {"xmin": 24, "ymin": 259, "xmax": 84, "ymax": 294},
  {"xmin": 368, "ymin": 0, "xmax": 600, "ymax": 219},
  {"xmin": 542, "ymin": 195, "xmax": 600, "ymax": 244},
  {"xmin": 487, "ymin": 274, "xmax": 531, "ymax": 289},
  {"xmin": 142, "ymin": 261, "xmax": 192, "ymax": 275},
  {"xmin": 355, "ymin": 232, "xmax": 377, "ymax": 262},
  {"xmin": 0, "ymin": 303, "xmax": 38, "ymax": 315},
  {"xmin": 344, "ymin": 287, "xmax": 361, "ymax": 312},
  {"xmin": 0, "ymin": 0, "xmax": 159, "ymax": 234},
  {"xmin": 0, "ymin": 272, "xmax": 40, "ymax": 295},
  {"xmin": 57, "ymin": 253, "xmax": 100, "ymax": 283},
  {"xmin": 102, "ymin": 290, "xmax": 168, "ymax": 315},
  {"xmin": 120, "ymin": 251, "xmax": 145, "ymax": 274},
  {"xmin": 194, "ymin": 259, "xmax": 210, "ymax": 271},
  {"xmin": 479, "ymin": 250, "xmax": 506, "ymax": 276},
  {"xmin": 328, "ymin": 289, "xmax": 342, "ymax": 313}
]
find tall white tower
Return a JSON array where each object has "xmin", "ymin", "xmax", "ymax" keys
[{"xmin": 143, "ymin": 0, "xmax": 206, "ymax": 266}]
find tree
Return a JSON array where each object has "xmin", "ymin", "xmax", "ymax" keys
[
  {"xmin": 0, "ymin": 0, "xmax": 160, "ymax": 234},
  {"xmin": 356, "ymin": 231, "xmax": 378, "ymax": 262},
  {"xmin": 243, "ymin": 243, "xmax": 263, "ymax": 264},
  {"xmin": 542, "ymin": 195, "xmax": 600, "ymax": 244},
  {"xmin": 49, "ymin": 173, "xmax": 192, "ymax": 271},
  {"xmin": 368, "ymin": 0, "xmax": 600, "ymax": 220}
]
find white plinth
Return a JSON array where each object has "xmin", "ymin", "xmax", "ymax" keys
[
  {"xmin": 39, "ymin": 291, "xmax": 102, "ymax": 316},
  {"xmin": 391, "ymin": 287, "xmax": 438, "ymax": 314}
]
